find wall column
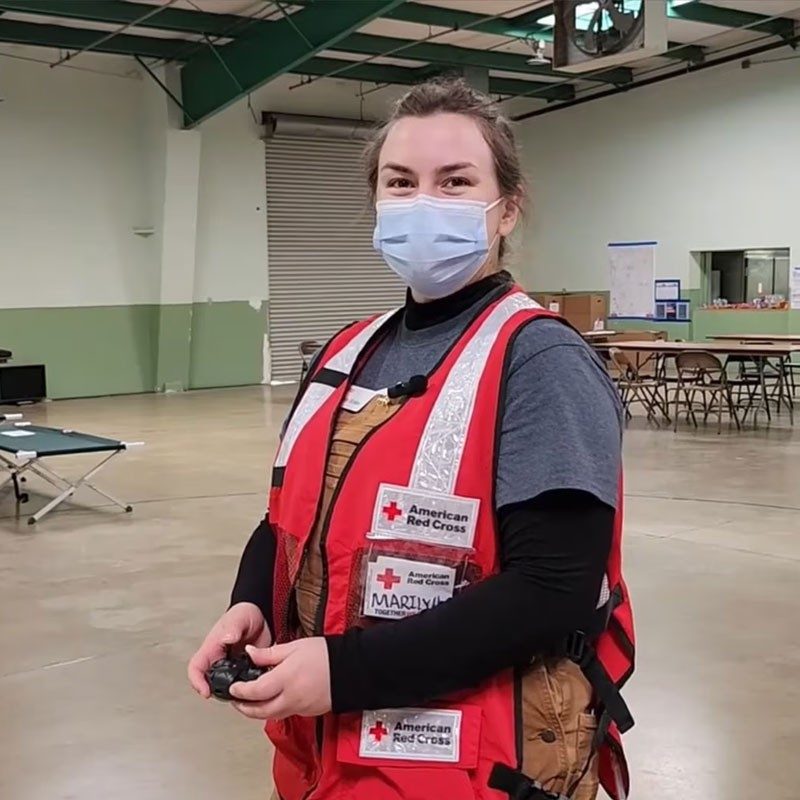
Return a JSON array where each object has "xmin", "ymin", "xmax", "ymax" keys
[
  {"xmin": 153, "ymin": 129, "xmax": 201, "ymax": 391},
  {"xmin": 144, "ymin": 66, "xmax": 202, "ymax": 392}
]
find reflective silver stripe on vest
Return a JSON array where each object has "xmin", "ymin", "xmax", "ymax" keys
[
  {"xmin": 597, "ymin": 574, "xmax": 610, "ymax": 609},
  {"xmin": 326, "ymin": 309, "xmax": 396, "ymax": 373},
  {"xmin": 275, "ymin": 309, "xmax": 397, "ymax": 468},
  {"xmin": 410, "ymin": 292, "xmax": 540, "ymax": 494}
]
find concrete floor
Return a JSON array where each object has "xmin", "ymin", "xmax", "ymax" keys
[{"xmin": 1, "ymin": 387, "xmax": 798, "ymax": 800}]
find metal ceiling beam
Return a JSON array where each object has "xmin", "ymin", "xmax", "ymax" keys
[
  {"xmin": 336, "ymin": 31, "xmax": 631, "ymax": 84},
  {"xmin": 382, "ymin": 0, "xmax": 554, "ymax": 39},
  {"xmin": 667, "ymin": 0, "xmax": 796, "ymax": 38},
  {"xmin": 0, "ymin": 0, "xmax": 238, "ymax": 36},
  {"xmin": 514, "ymin": 31, "xmax": 800, "ymax": 121},
  {"xmin": 0, "ymin": 18, "xmax": 189, "ymax": 59},
  {"xmin": 179, "ymin": 0, "xmax": 405, "ymax": 127},
  {"xmin": 343, "ymin": 35, "xmax": 631, "ymax": 85},
  {"xmin": 489, "ymin": 75, "xmax": 574, "ymax": 101},
  {"xmin": 296, "ymin": 56, "xmax": 574, "ymax": 101}
]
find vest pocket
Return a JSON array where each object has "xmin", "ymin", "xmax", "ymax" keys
[
  {"xmin": 335, "ymin": 706, "xmax": 481, "ymax": 799},
  {"xmin": 336, "ymin": 704, "xmax": 481, "ymax": 769},
  {"xmin": 520, "ymin": 660, "xmax": 598, "ymax": 797}
]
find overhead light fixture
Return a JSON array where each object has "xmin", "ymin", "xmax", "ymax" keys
[{"xmin": 526, "ymin": 37, "xmax": 549, "ymax": 65}]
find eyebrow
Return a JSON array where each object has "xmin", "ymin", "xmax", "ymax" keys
[
  {"xmin": 381, "ymin": 163, "xmax": 414, "ymax": 174},
  {"xmin": 380, "ymin": 161, "xmax": 477, "ymax": 175},
  {"xmin": 436, "ymin": 162, "xmax": 477, "ymax": 174}
]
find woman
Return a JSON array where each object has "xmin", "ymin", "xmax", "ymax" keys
[{"xmin": 189, "ymin": 78, "xmax": 634, "ymax": 800}]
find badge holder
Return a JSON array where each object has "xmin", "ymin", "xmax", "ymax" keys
[{"xmin": 346, "ymin": 538, "xmax": 482, "ymax": 628}]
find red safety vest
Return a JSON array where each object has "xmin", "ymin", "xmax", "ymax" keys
[{"xmin": 267, "ymin": 287, "xmax": 635, "ymax": 800}]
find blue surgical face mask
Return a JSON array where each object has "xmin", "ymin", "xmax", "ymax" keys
[{"xmin": 373, "ymin": 194, "xmax": 503, "ymax": 300}]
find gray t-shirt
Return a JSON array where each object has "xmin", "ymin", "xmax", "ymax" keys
[{"xmin": 355, "ymin": 301, "xmax": 623, "ymax": 510}]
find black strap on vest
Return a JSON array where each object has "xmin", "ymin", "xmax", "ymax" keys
[
  {"xmin": 565, "ymin": 631, "xmax": 634, "ymax": 735},
  {"xmin": 489, "ymin": 763, "xmax": 569, "ymax": 800}
]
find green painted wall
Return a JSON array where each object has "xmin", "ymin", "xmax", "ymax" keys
[
  {"xmin": 0, "ymin": 301, "xmax": 268, "ymax": 400},
  {"xmin": 189, "ymin": 300, "xmax": 267, "ymax": 389},
  {"xmin": 693, "ymin": 309, "xmax": 792, "ymax": 341},
  {"xmin": 0, "ymin": 305, "xmax": 159, "ymax": 399},
  {"xmin": 155, "ymin": 304, "xmax": 194, "ymax": 392},
  {"xmin": 606, "ymin": 318, "xmax": 692, "ymax": 340}
]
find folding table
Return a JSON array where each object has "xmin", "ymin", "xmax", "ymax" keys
[{"xmin": 0, "ymin": 414, "xmax": 143, "ymax": 525}]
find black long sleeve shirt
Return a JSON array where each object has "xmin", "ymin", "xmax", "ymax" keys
[{"xmin": 230, "ymin": 492, "xmax": 612, "ymax": 712}]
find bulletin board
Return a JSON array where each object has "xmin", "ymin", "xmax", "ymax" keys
[{"xmin": 608, "ymin": 241, "xmax": 657, "ymax": 317}]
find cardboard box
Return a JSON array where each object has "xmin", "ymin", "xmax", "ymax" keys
[{"xmin": 530, "ymin": 293, "xmax": 607, "ymax": 332}]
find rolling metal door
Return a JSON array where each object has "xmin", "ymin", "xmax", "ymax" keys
[{"xmin": 265, "ymin": 135, "xmax": 405, "ymax": 383}]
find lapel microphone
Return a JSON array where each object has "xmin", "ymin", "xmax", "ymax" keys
[{"xmin": 387, "ymin": 375, "xmax": 428, "ymax": 400}]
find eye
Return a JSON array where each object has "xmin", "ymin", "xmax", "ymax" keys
[
  {"xmin": 443, "ymin": 176, "xmax": 472, "ymax": 189},
  {"xmin": 387, "ymin": 177, "xmax": 413, "ymax": 189}
]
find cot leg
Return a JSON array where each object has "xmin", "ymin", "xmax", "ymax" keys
[
  {"xmin": 82, "ymin": 480, "xmax": 133, "ymax": 513},
  {"xmin": 28, "ymin": 485, "xmax": 77, "ymax": 524}
]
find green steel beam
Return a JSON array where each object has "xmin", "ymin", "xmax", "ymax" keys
[
  {"xmin": 338, "ymin": 32, "xmax": 554, "ymax": 78},
  {"xmin": 0, "ymin": 18, "xmax": 189, "ymax": 59},
  {"xmin": 488, "ymin": 75, "xmax": 574, "ymax": 102},
  {"xmin": 179, "ymin": 0, "xmax": 405, "ymax": 127},
  {"xmin": 667, "ymin": 0, "xmax": 796, "ymax": 38},
  {"xmin": 335, "ymin": 31, "xmax": 631, "ymax": 85},
  {"xmin": 382, "ymin": 0, "xmax": 554, "ymax": 39},
  {"xmin": 296, "ymin": 56, "xmax": 574, "ymax": 101},
  {"xmin": 0, "ymin": 0, "xmax": 238, "ymax": 36},
  {"xmin": 296, "ymin": 56, "xmax": 421, "ymax": 86}
]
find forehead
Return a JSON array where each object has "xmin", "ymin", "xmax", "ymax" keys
[{"xmin": 379, "ymin": 113, "xmax": 493, "ymax": 170}]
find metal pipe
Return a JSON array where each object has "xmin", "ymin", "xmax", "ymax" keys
[
  {"xmin": 261, "ymin": 112, "xmax": 374, "ymax": 140},
  {"xmin": 50, "ymin": 0, "xmax": 178, "ymax": 67}
]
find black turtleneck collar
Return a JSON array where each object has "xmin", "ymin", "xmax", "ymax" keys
[{"xmin": 403, "ymin": 271, "xmax": 514, "ymax": 331}]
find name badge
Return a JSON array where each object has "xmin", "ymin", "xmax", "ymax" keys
[
  {"xmin": 363, "ymin": 555, "xmax": 456, "ymax": 620},
  {"xmin": 371, "ymin": 483, "xmax": 479, "ymax": 550},
  {"xmin": 359, "ymin": 708, "xmax": 462, "ymax": 763},
  {"xmin": 342, "ymin": 385, "xmax": 384, "ymax": 413}
]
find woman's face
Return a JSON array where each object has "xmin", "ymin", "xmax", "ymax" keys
[{"xmin": 376, "ymin": 112, "xmax": 521, "ymax": 246}]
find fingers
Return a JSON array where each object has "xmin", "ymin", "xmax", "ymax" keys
[
  {"xmin": 253, "ymin": 625, "xmax": 273, "ymax": 649},
  {"xmin": 187, "ymin": 651, "xmax": 212, "ymax": 698},
  {"xmin": 244, "ymin": 642, "xmax": 293, "ymax": 668},
  {"xmin": 229, "ymin": 667, "xmax": 283, "ymax": 703},
  {"xmin": 231, "ymin": 694, "xmax": 288, "ymax": 721},
  {"xmin": 187, "ymin": 629, "xmax": 232, "ymax": 697}
]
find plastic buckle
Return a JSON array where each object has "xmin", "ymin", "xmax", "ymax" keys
[{"xmin": 565, "ymin": 630, "xmax": 590, "ymax": 666}]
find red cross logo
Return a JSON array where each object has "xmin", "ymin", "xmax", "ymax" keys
[
  {"xmin": 369, "ymin": 721, "xmax": 389, "ymax": 742},
  {"xmin": 382, "ymin": 501, "xmax": 403, "ymax": 521},
  {"xmin": 376, "ymin": 568, "xmax": 402, "ymax": 590}
]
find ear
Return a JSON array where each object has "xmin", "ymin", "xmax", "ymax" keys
[{"xmin": 497, "ymin": 193, "xmax": 522, "ymax": 238}]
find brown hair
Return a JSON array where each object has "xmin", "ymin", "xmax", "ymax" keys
[{"xmin": 365, "ymin": 76, "xmax": 525, "ymax": 259}]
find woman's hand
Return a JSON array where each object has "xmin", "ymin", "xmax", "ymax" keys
[
  {"xmin": 187, "ymin": 602, "xmax": 272, "ymax": 698},
  {"xmin": 229, "ymin": 639, "xmax": 332, "ymax": 720}
]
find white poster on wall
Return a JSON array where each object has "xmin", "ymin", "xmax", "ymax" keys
[
  {"xmin": 791, "ymin": 264, "xmax": 800, "ymax": 310},
  {"xmin": 608, "ymin": 241, "xmax": 657, "ymax": 318}
]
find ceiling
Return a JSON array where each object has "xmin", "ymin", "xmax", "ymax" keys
[{"xmin": 0, "ymin": 0, "xmax": 797, "ymax": 125}]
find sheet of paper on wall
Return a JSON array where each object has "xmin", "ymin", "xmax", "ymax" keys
[
  {"xmin": 608, "ymin": 241, "xmax": 657, "ymax": 318},
  {"xmin": 791, "ymin": 265, "xmax": 800, "ymax": 310}
]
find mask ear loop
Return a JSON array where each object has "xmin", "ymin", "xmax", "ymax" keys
[{"xmin": 482, "ymin": 197, "xmax": 506, "ymax": 261}]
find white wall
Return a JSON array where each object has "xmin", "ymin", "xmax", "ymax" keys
[
  {"xmin": 0, "ymin": 48, "xmax": 159, "ymax": 308},
  {"xmin": 515, "ymin": 57, "xmax": 800, "ymax": 293},
  {"xmin": 0, "ymin": 49, "xmax": 405, "ymax": 319},
  {"xmin": 193, "ymin": 74, "xmax": 405, "ymax": 304}
]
